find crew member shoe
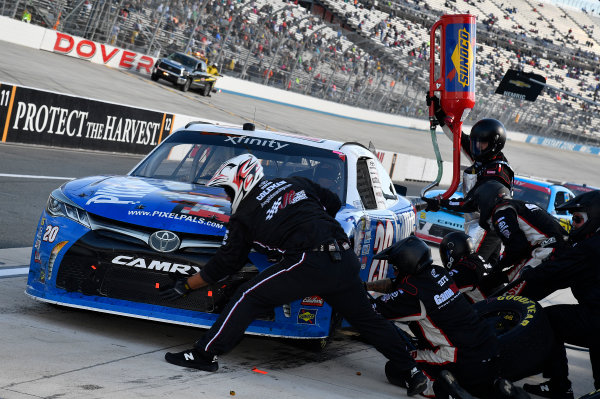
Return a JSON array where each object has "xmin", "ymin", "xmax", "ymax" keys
[
  {"xmin": 494, "ymin": 377, "xmax": 531, "ymax": 398},
  {"xmin": 523, "ymin": 380, "xmax": 574, "ymax": 399},
  {"xmin": 164, "ymin": 348, "xmax": 219, "ymax": 371},
  {"xmin": 384, "ymin": 360, "xmax": 408, "ymax": 388},
  {"xmin": 406, "ymin": 367, "xmax": 428, "ymax": 396},
  {"xmin": 435, "ymin": 370, "xmax": 475, "ymax": 399}
]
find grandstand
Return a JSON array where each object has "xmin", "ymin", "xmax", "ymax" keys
[{"xmin": 3, "ymin": 0, "xmax": 599, "ymax": 146}]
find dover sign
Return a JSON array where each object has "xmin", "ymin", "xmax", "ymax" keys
[
  {"xmin": 40, "ymin": 31, "xmax": 156, "ymax": 74},
  {"xmin": 0, "ymin": 82, "xmax": 175, "ymax": 154}
]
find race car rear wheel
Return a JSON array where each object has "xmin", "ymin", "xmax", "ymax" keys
[
  {"xmin": 181, "ymin": 78, "xmax": 191, "ymax": 92},
  {"xmin": 473, "ymin": 295, "xmax": 555, "ymax": 382}
]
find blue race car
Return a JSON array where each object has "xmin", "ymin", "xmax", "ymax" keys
[
  {"xmin": 416, "ymin": 175, "xmax": 575, "ymax": 243},
  {"xmin": 26, "ymin": 122, "xmax": 416, "ymax": 342}
]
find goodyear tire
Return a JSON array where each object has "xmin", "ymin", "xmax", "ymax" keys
[
  {"xmin": 473, "ymin": 295, "xmax": 555, "ymax": 381},
  {"xmin": 150, "ymin": 73, "xmax": 159, "ymax": 81}
]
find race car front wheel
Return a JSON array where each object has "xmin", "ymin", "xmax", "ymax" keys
[{"xmin": 473, "ymin": 295, "xmax": 555, "ymax": 382}]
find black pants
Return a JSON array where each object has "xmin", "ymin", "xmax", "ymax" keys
[
  {"xmin": 477, "ymin": 229, "xmax": 502, "ymax": 266},
  {"xmin": 546, "ymin": 304, "xmax": 600, "ymax": 389},
  {"xmin": 194, "ymin": 248, "xmax": 417, "ymax": 371}
]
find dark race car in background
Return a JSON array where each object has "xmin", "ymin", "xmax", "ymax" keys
[
  {"xmin": 561, "ymin": 182, "xmax": 600, "ymax": 196},
  {"xmin": 27, "ymin": 123, "xmax": 416, "ymax": 342},
  {"xmin": 416, "ymin": 175, "xmax": 575, "ymax": 243}
]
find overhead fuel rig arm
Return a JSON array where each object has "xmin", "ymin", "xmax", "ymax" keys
[{"xmin": 423, "ymin": 14, "xmax": 477, "ymax": 201}]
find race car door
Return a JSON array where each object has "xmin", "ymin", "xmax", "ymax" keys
[{"xmin": 353, "ymin": 155, "xmax": 402, "ymax": 283}]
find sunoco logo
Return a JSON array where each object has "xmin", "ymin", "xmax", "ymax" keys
[{"xmin": 451, "ymin": 28, "xmax": 472, "ymax": 88}]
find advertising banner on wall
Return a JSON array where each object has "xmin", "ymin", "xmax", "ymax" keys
[
  {"xmin": 0, "ymin": 82, "xmax": 175, "ymax": 154},
  {"xmin": 39, "ymin": 31, "xmax": 157, "ymax": 75}
]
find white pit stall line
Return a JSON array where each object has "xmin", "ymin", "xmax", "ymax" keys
[
  {"xmin": 0, "ymin": 267, "xmax": 29, "ymax": 278},
  {"xmin": 0, "ymin": 173, "xmax": 75, "ymax": 180}
]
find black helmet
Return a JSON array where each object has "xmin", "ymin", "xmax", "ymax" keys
[
  {"xmin": 440, "ymin": 232, "xmax": 473, "ymax": 269},
  {"xmin": 556, "ymin": 190, "xmax": 600, "ymax": 241},
  {"xmin": 469, "ymin": 119, "xmax": 507, "ymax": 162},
  {"xmin": 373, "ymin": 236, "xmax": 432, "ymax": 277},
  {"xmin": 471, "ymin": 180, "xmax": 511, "ymax": 226}
]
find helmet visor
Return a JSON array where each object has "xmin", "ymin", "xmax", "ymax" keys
[
  {"xmin": 470, "ymin": 138, "xmax": 489, "ymax": 159},
  {"xmin": 572, "ymin": 212, "xmax": 588, "ymax": 227}
]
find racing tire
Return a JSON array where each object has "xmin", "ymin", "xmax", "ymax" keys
[
  {"xmin": 150, "ymin": 73, "xmax": 159, "ymax": 82},
  {"xmin": 473, "ymin": 295, "xmax": 555, "ymax": 382},
  {"xmin": 181, "ymin": 78, "xmax": 191, "ymax": 92},
  {"xmin": 202, "ymin": 83, "xmax": 211, "ymax": 97},
  {"xmin": 579, "ymin": 389, "xmax": 600, "ymax": 399}
]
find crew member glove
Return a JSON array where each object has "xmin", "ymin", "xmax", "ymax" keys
[
  {"xmin": 160, "ymin": 279, "xmax": 191, "ymax": 301},
  {"xmin": 425, "ymin": 93, "xmax": 447, "ymax": 127},
  {"xmin": 460, "ymin": 254, "xmax": 492, "ymax": 281},
  {"xmin": 423, "ymin": 196, "xmax": 441, "ymax": 212}
]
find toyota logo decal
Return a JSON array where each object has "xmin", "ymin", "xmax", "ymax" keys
[{"xmin": 149, "ymin": 230, "xmax": 180, "ymax": 253}]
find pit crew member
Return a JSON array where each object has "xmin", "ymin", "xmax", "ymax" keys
[
  {"xmin": 365, "ymin": 236, "xmax": 522, "ymax": 398},
  {"xmin": 160, "ymin": 154, "xmax": 428, "ymax": 396},
  {"xmin": 425, "ymin": 94, "xmax": 514, "ymax": 264},
  {"xmin": 439, "ymin": 231, "xmax": 503, "ymax": 303},
  {"xmin": 521, "ymin": 190, "xmax": 600, "ymax": 399},
  {"xmin": 471, "ymin": 180, "xmax": 569, "ymax": 295}
]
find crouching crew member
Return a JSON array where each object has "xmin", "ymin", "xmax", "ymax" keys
[
  {"xmin": 366, "ymin": 236, "xmax": 525, "ymax": 398},
  {"xmin": 439, "ymin": 231, "xmax": 504, "ymax": 303}
]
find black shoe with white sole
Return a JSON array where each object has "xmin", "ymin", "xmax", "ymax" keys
[
  {"xmin": 523, "ymin": 380, "xmax": 574, "ymax": 399},
  {"xmin": 406, "ymin": 367, "xmax": 428, "ymax": 396},
  {"xmin": 164, "ymin": 348, "xmax": 219, "ymax": 371}
]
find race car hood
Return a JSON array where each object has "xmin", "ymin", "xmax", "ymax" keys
[{"xmin": 61, "ymin": 175, "xmax": 231, "ymax": 235}]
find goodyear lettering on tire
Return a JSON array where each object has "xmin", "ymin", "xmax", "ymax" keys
[{"xmin": 496, "ymin": 295, "xmax": 536, "ymax": 326}]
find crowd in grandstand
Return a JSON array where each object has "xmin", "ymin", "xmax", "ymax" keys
[{"xmin": 4, "ymin": 0, "xmax": 600, "ymax": 144}]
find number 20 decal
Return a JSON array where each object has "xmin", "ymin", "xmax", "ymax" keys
[
  {"xmin": 368, "ymin": 220, "xmax": 394, "ymax": 282},
  {"xmin": 43, "ymin": 225, "xmax": 60, "ymax": 242}
]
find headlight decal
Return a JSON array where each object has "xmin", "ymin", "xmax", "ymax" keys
[
  {"xmin": 47, "ymin": 241, "xmax": 68, "ymax": 281},
  {"xmin": 46, "ymin": 194, "xmax": 91, "ymax": 228}
]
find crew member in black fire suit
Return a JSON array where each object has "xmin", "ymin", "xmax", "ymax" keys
[
  {"xmin": 520, "ymin": 190, "xmax": 600, "ymax": 399},
  {"xmin": 439, "ymin": 231, "xmax": 502, "ymax": 303},
  {"xmin": 365, "ymin": 236, "xmax": 526, "ymax": 398},
  {"xmin": 160, "ymin": 154, "xmax": 428, "ymax": 396},
  {"xmin": 471, "ymin": 180, "xmax": 569, "ymax": 295},
  {"xmin": 425, "ymin": 94, "xmax": 514, "ymax": 264}
]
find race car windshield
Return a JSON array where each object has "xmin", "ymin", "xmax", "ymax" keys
[
  {"xmin": 130, "ymin": 130, "xmax": 347, "ymax": 201},
  {"xmin": 512, "ymin": 184, "xmax": 550, "ymax": 209}
]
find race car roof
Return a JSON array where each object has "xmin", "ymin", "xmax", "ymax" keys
[{"xmin": 181, "ymin": 122, "xmax": 353, "ymax": 152}]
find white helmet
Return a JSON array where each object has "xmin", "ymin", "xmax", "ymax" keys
[{"xmin": 207, "ymin": 153, "xmax": 264, "ymax": 213}]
